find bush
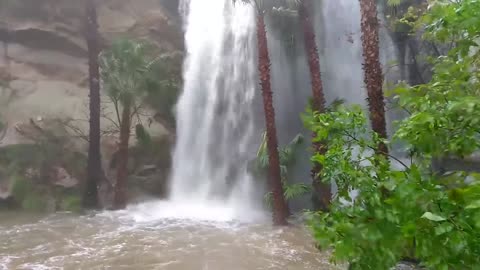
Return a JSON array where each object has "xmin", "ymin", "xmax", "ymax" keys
[
  {"xmin": 11, "ymin": 175, "xmax": 33, "ymax": 202},
  {"xmin": 21, "ymin": 193, "xmax": 47, "ymax": 211},
  {"xmin": 11, "ymin": 175, "xmax": 49, "ymax": 211},
  {"xmin": 60, "ymin": 194, "xmax": 82, "ymax": 212},
  {"xmin": 304, "ymin": 106, "xmax": 480, "ymax": 269},
  {"xmin": 305, "ymin": 1, "xmax": 480, "ymax": 268}
]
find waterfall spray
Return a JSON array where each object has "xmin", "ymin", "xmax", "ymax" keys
[{"xmin": 168, "ymin": 0, "xmax": 265, "ymax": 221}]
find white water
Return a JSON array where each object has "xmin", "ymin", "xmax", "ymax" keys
[
  {"xmin": 168, "ymin": 0, "xmax": 265, "ymax": 222},
  {"xmin": 0, "ymin": 212, "xmax": 334, "ymax": 270}
]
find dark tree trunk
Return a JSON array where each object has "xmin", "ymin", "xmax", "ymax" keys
[
  {"xmin": 256, "ymin": 15, "xmax": 289, "ymax": 226},
  {"xmin": 3, "ymin": 32, "xmax": 9, "ymax": 69},
  {"xmin": 113, "ymin": 103, "xmax": 131, "ymax": 210},
  {"xmin": 299, "ymin": 0, "xmax": 331, "ymax": 212},
  {"xmin": 83, "ymin": 0, "xmax": 101, "ymax": 209},
  {"xmin": 1, "ymin": 1, "xmax": 10, "ymax": 70},
  {"xmin": 359, "ymin": 0, "xmax": 389, "ymax": 155}
]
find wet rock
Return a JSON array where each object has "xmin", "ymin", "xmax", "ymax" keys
[
  {"xmin": 0, "ymin": 0, "xmax": 180, "ymax": 211},
  {"xmin": 52, "ymin": 166, "xmax": 78, "ymax": 188},
  {"xmin": 0, "ymin": 182, "xmax": 11, "ymax": 200},
  {"xmin": 394, "ymin": 262, "xmax": 422, "ymax": 270},
  {"xmin": 24, "ymin": 167, "xmax": 40, "ymax": 179},
  {"xmin": 130, "ymin": 168, "xmax": 169, "ymax": 199},
  {"xmin": 136, "ymin": 165, "xmax": 157, "ymax": 177},
  {"xmin": 0, "ymin": 0, "xmax": 181, "ymax": 148}
]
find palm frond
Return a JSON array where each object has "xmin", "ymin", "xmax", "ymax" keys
[
  {"xmin": 387, "ymin": 0, "xmax": 402, "ymax": 7},
  {"xmin": 99, "ymin": 39, "xmax": 155, "ymax": 106},
  {"xmin": 284, "ymin": 183, "xmax": 310, "ymax": 201}
]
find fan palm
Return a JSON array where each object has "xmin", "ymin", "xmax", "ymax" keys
[
  {"xmin": 99, "ymin": 39, "xmax": 159, "ymax": 210},
  {"xmin": 234, "ymin": 0, "xmax": 289, "ymax": 225},
  {"xmin": 250, "ymin": 0, "xmax": 332, "ymax": 211},
  {"xmin": 254, "ymin": 133, "xmax": 310, "ymax": 210}
]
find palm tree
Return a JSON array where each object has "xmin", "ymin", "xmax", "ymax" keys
[
  {"xmin": 100, "ymin": 39, "xmax": 160, "ymax": 210},
  {"xmin": 235, "ymin": 0, "xmax": 289, "ymax": 225},
  {"xmin": 359, "ymin": 0, "xmax": 389, "ymax": 155},
  {"xmin": 83, "ymin": 0, "xmax": 101, "ymax": 209},
  {"xmin": 296, "ymin": 0, "xmax": 332, "ymax": 211},
  {"xmin": 265, "ymin": 0, "xmax": 331, "ymax": 211}
]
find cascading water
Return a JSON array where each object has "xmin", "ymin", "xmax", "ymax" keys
[{"xmin": 165, "ymin": 0, "xmax": 265, "ymax": 221}]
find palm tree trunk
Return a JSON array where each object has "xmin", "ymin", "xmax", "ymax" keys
[
  {"xmin": 1, "ymin": 1, "xmax": 10, "ymax": 71},
  {"xmin": 83, "ymin": 0, "xmax": 101, "ymax": 209},
  {"xmin": 3, "ymin": 31, "xmax": 9, "ymax": 69},
  {"xmin": 299, "ymin": 0, "xmax": 331, "ymax": 211},
  {"xmin": 256, "ymin": 15, "xmax": 289, "ymax": 226},
  {"xmin": 359, "ymin": 0, "xmax": 389, "ymax": 155},
  {"xmin": 113, "ymin": 103, "xmax": 131, "ymax": 210}
]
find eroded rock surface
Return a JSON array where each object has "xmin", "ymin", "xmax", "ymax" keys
[
  {"xmin": 0, "ymin": 0, "xmax": 182, "ymax": 141},
  {"xmin": 0, "ymin": 0, "xmax": 182, "ymax": 209}
]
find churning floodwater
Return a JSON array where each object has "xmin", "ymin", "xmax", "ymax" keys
[{"xmin": 0, "ymin": 209, "xmax": 335, "ymax": 270}]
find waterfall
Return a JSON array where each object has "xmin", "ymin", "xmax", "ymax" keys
[{"xmin": 167, "ymin": 0, "xmax": 265, "ymax": 221}]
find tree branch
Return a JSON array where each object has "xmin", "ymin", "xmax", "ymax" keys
[{"xmin": 342, "ymin": 131, "xmax": 409, "ymax": 169}]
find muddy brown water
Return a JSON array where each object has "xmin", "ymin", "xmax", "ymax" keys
[{"xmin": 0, "ymin": 201, "xmax": 338, "ymax": 270}]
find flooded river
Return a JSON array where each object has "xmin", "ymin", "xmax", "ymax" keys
[{"xmin": 0, "ymin": 201, "xmax": 336, "ymax": 270}]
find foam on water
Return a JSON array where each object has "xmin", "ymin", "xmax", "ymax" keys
[
  {"xmin": 116, "ymin": 201, "xmax": 268, "ymax": 225},
  {"xmin": 0, "ymin": 212, "xmax": 333, "ymax": 270}
]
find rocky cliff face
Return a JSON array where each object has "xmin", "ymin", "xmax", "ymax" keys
[
  {"xmin": 0, "ymin": 0, "xmax": 182, "ymax": 145},
  {"xmin": 0, "ymin": 0, "xmax": 183, "ymax": 208}
]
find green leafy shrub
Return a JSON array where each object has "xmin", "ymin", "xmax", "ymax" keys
[
  {"xmin": 60, "ymin": 194, "xmax": 82, "ymax": 212},
  {"xmin": 11, "ymin": 174, "xmax": 32, "ymax": 202},
  {"xmin": 305, "ymin": 106, "xmax": 480, "ymax": 269},
  {"xmin": 21, "ymin": 193, "xmax": 47, "ymax": 211},
  {"xmin": 11, "ymin": 175, "xmax": 48, "ymax": 211},
  {"xmin": 305, "ymin": 1, "xmax": 480, "ymax": 268}
]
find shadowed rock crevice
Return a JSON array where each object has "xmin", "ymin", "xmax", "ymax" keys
[{"xmin": 0, "ymin": 28, "xmax": 87, "ymax": 58}]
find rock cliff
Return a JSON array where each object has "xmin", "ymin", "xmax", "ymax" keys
[
  {"xmin": 0, "ymin": 0, "xmax": 182, "ymax": 144},
  {"xmin": 0, "ymin": 0, "xmax": 183, "ymax": 208}
]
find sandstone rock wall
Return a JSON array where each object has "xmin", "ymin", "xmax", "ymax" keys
[
  {"xmin": 0, "ymin": 0, "xmax": 183, "ymax": 147},
  {"xmin": 0, "ymin": 0, "xmax": 183, "ymax": 206}
]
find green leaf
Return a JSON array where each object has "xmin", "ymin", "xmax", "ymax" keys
[
  {"xmin": 421, "ymin": 212, "xmax": 446, "ymax": 222},
  {"xmin": 466, "ymin": 200, "xmax": 480, "ymax": 209},
  {"xmin": 435, "ymin": 223, "xmax": 454, "ymax": 235}
]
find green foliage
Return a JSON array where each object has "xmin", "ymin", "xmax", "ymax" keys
[
  {"xmin": 386, "ymin": 0, "xmax": 402, "ymax": 6},
  {"xmin": 422, "ymin": 0, "xmax": 480, "ymax": 60},
  {"xmin": 0, "ymin": 144, "xmax": 46, "ymax": 173},
  {"xmin": 100, "ymin": 39, "xmax": 157, "ymax": 107},
  {"xmin": 0, "ymin": 121, "xmax": 86, "ymax": 212},
  {"xmin": 143, "ymin": 54, "xmax": 181, "ymax": 129},
  {"xmin": 21, "ymin": 193, "xmax": 46, "ymax": 211},
  {"xmin": 253, "ymin": 132, "xmax": 310, "ymax": 207},
  {"xmin": 60, "ymin": 194, "xmax": 82, "ymax": 212},
  {"xmin": 11, "ymin": 175, "xmax": 47, "ymax": 212},
  {"xmin": 306, "ymin": 1, "xmax": 480, "ymax": 268},
  {"xmin": 11, "ymin": 174, "xmax": 32, "ymax": 202},
  {"xmin": 384, "ymin": 0, "xmax": 425, "ymax": 36},
  {"xmin": 135, "ymin": 124, "xmax": 152, "ymax": 149},
  {"xmin": 393, "ymin": 0, "xmax": 480, "ymax": 159},
  {"xmin": 305, "ymin": 106, "xmax": 480, "ymax": 269},
  {"xmin": 100, "ymin": 39, "xmax": 179, "ymax": 130}
]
